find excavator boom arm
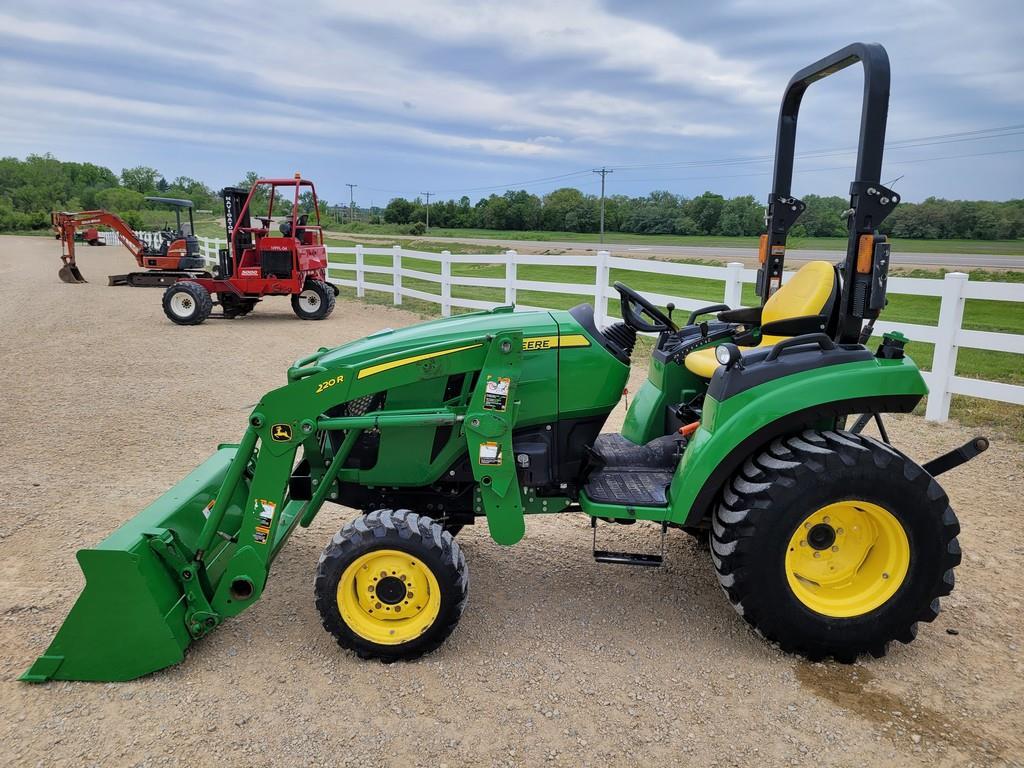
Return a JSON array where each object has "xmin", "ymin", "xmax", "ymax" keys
[
  {"xmin": 53, "ymin": 210, "xmax": 147, "ymax": 262},
  {"xmin": 52, "ymin": 210, "xmax": 153, "ymax": 283}
]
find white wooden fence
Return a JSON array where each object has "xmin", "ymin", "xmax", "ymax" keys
[{"xmin": 176, "ymin": 235, "xmax": 1023, "ymax": 422}]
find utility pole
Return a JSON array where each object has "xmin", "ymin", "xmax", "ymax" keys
[
  {"xmin": 592, "ymin": 167, "xmax": 612, "ymax": 243},
  {"xmin": 345, "ymin": 183, "xmax": 357, "ymax": 224},
  {"xmin": 421, "ymin": 191, "xmax": 433, "ymax": 232}
]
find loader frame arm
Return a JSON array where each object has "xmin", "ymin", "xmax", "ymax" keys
[{"xmin": 183, "ymin": 333, "xmax": 528, "ymax": 634}]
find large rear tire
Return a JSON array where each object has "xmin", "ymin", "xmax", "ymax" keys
[
  {"xmin": 314, "ymin": 509, "xmax": 468, "ymax": 661},
  {"xmin": 291, "ymin": 279, "xmax": 336, "ymax": 320},
  {"xmin": 162, "ymin": 281, "xmax": 212, "ymax": 325},
  {"xmin": 711, "ymin": 429, "xmax": 960, "ymax": 662}
]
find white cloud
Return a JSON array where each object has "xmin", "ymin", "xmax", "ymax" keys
[{"xmin": 0, "ymin": 0, "xmax": 1019, "ymax": 200}]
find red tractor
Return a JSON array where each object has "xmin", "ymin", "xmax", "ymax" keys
[{"xmin": 161, "ymin": 174, "xmax": 338, "ymax": 325}]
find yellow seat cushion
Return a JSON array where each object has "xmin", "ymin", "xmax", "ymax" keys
[{"xmin": 684, "ymin": 261, "xmax": 835, "ymax": 378}]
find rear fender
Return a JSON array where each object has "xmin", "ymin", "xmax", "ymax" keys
[{"xmin": 667, "ymin": 357, "xmax": 927, "ymax": 527}]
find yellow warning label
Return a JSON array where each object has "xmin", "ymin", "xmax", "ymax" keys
[{"xmin": 521, "ymin": 334, "xmax": 590, "ymax": 351}]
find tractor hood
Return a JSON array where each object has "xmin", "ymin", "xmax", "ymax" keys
[{"xmin": 314, "ymin": 305, "xmax": 560, "ymax": 371}]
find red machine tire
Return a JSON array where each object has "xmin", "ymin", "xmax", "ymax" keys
[
  {"xmin": 291, "ymin": 279, "xmax": 336, "ymax": 320},
  {"xmin": 162, "ymin": 281, "xmax": 213, "ymax": 325}
]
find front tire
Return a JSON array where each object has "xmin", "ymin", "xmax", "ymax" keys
[
  {"xmin": 711, "ymin": 429, "xmax": 960, "ymax": 662},
  {"xmin": 162, "ymin": 281, "xmax": 212, "ymax": 325},
  {"xmin": 314, "ymin": 509, "xmax": 468, "ymax": 661},
  {"xmin": 291, "ymin": 279, "xmax": 335, "ymax": 320}
]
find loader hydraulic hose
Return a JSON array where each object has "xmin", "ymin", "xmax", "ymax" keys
[{"xmin": 194, "ymin": 426, "xmax": 259, "ymax": 559}]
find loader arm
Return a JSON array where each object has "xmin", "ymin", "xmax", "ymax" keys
[{"xmin": 21, "ymin": 330, "xmax": 533, "ymax": 681}]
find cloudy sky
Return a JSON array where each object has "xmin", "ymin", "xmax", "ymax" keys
[{"xmin": 1, "ymin": 0, "xmax": 1021, "ymax": 206}]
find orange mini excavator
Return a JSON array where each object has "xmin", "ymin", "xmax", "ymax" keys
[{"xmin": 53, "ymin": 197, "xmax": 210, "ymax": 286}]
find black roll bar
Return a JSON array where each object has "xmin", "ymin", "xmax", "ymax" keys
[
  {"xmin": 771, "ymin": 42, "xmax": 890, "ymax": 196},
  {"xmin": 758, "ymin": 42, "xmax": 899, "ymax": 344}
]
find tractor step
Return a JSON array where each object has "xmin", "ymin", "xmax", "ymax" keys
[
  {"xmin": 591, "ymin": 518, "xmax": 667, "ymax": 567},
  {"xmin": 592, "ymin": 550, "xmax": 663, "ymax": 567},
  {"xmin": 584, "ymin": 468, "xmax": 673, "ymax": 506}
]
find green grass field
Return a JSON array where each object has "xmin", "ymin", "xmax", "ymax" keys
[
  {"xmin": 330, "ymin": 224, "xmax": 1024, "ymax": 256},
  {"xmin": 324, "ymin": 249, "xmax": 1023, "ymax": 438}
]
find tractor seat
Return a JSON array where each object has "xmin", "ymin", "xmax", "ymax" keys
[{"xmin": 684, "ymin": 260, "xmax": 837, "ymax": 378}]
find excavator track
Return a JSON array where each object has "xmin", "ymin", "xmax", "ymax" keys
[{"xmin": 108, "ymin": 270, "xmax": 213, "ymax": 288}]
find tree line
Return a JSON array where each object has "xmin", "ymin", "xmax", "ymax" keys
[
  {"xmin": 2, "ymin": 154, "xmax": 1022, "ymax": 241},
  {"xmin": 384, "ymin": 188, "xmax": 1024, "ymax": 240},
  {"xmin": 0, "ymin": 155, "xmax": 325, "ymax": 231}
]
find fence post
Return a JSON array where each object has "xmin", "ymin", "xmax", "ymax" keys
[
  {"xmin": 505, "ymin": 250, "xmax": 517, "ymax": 306},
  {"xmin": 355, "ymin": 244, "xmax": 365, "ymax": 298},
  {"xmin": 440, "ymin": 251, "xmax": 452, "ymax": 317},
  {"xmin": 594, "ymin": 250, "xmax": 610, "ymax": 326},
  {"xmin": 924, "ymin": 272, "xmax": 968, "ymax": 423},
  {"xmin": 392, "ymin": 245, "xmax": 402, "ymax": 306},
  {"xmin": 724, "ymin": 262, "xmax": 744, "ymax": 308}
]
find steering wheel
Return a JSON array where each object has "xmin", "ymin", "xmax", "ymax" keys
[{"xmin": 614, "ymin": 282, "xmax": 678, "ymax": 333}]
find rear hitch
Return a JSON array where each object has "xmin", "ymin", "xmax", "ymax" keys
[{"xmin": 923, "ymin": 436, "xmax": 989, "ymax": 477}]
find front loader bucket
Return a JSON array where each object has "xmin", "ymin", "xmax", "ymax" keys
[
  {"xmin": 58, "ymin": 262, "xmax": 87, "ymax": 283},
  {"xmin": 21, "ymin": 445, "xmax": 246, "ymax": 682}
]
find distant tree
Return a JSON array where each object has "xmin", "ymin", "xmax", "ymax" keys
[
  {"xmin": 794, "ymin": 195, "xmax": 848, "ymax": 237},
  {"xmin": 541, "ymin": 187, "xmax": 596, "ymax": 232},
  {"xmin": 685, "ymin": 192, "xmax": 726, "ymax": 235},
  {"xmin": 717, "ymin": 195, "xmax": 763, "ymax": 236},
  {"xmin": 121, "ymin": 166, "xmax": 161, "ymax": 193},
  {"xmin": 384, "ymin": 197, "xmax": 414, "ymax": 224},
  {"xmin": 94, "ymin": 187, "xmax": 145, "ymax": 212},
  {"xmin": 155, "ymin": 177, "xmax": 170, "ymax": 193}
]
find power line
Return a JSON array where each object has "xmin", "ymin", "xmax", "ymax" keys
[
  {"xmin": 354, "ymin": 123, "xmax": 1022, "ymax": 201},
  {"xmin": 601, "ymin": 147, "xmax": 1024, "ymax": 185},
  {"xmin": 606, "ymin": 124, "xmax": 1024, "ymax": 173}
]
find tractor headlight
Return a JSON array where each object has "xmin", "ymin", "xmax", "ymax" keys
[{"xmin": 715, "ymin": 343, "xmax": 742, "ymax": 369}]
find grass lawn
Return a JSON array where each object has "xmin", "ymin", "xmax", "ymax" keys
[{"xmin": 329, "ymin": 224, "xmax": 1024, "ymax": 256}]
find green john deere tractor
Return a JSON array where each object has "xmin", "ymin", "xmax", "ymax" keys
[{"xmin": 23, "ymin": 43, "xmax": 987, "ymax": 682}]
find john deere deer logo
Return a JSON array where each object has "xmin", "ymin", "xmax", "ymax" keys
[{"xmin": 271, "ymin": 424, "xmax": 293, "ymax": 442}]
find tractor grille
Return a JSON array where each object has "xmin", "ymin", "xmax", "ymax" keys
[
  {"xmin": 342, "ymin": 393, "xmax": 381, "ymax": 417},
  {"xmin": 323, "ymin": 392, "xmax": 387, "ymax": 471}
]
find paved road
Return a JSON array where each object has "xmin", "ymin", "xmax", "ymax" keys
[{"xmin": 333, "ymin": 231, "xmax": 1024, "ymax": 269}]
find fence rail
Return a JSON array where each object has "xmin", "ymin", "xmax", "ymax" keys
[{"xmin": 180, "ymin": 234, "xmax": 1024, "ymax": 422}]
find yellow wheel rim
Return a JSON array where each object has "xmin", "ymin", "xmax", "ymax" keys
[
  {"xmin": 784, "ymin": 501, "xmax": 910, "ymax": 618},
  {"xmin": 337, "ymin": 549, "xmax": 442, "ymax": 645}
]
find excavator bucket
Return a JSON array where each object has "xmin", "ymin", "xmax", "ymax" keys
[
  {"xmin": 21, "ymin": 446, "xmax": 247, "ymax": 682},
  {"xmin": 58, "ymin": 262, "xmax": 87, "ymax": 283}
]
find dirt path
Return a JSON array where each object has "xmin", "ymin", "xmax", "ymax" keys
[{"xmin": 1, "ymin": 236, "xmax": 1021, "ymax": 767}]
